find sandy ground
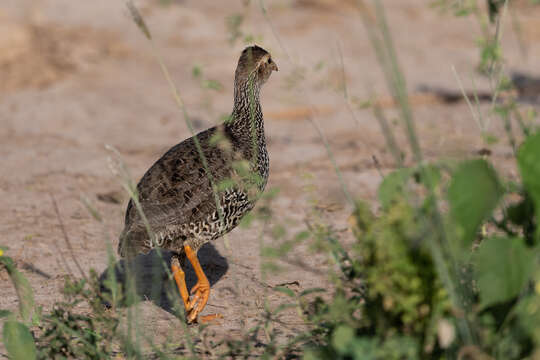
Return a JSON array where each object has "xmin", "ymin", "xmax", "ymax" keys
[{"xmin": 2, "ymin": 0, "xmax": 540, "ymax": 357}]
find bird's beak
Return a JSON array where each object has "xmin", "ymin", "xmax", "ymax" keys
[{"xmin": 271, "ymin": 62, "xmax": 278, "ymax": 72}]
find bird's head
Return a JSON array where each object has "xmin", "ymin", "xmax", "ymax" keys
[{"xmin": 235, "ymin": 45, "xmax": 278, "ymax": 87}]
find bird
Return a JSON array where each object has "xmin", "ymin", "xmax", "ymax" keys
[{"xmin": 118, "ymin": 45, "xmax": 278, "ymax": 323}]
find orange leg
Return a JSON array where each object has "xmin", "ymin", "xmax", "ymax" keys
[
  {"xmin": 171, "ymin": 256, "xmax": 193, "ymax": 312},
  {"xmin": 171, "ymin": 247, "xmax": 222, "ymax": 323},
  {"xmin": 184, "ymin": 245, "xmax": 222, "ymax": 323}
]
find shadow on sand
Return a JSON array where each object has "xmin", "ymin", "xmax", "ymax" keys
[{"xmin": 98, "ymin": 242, "xmax": 228, "ymax": 316}]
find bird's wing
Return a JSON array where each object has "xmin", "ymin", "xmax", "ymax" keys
[
  {"xmin": 125, "ymin": 127, "xmax": 236, "ymax": 231},
  {"xmin": 124, "ymin": 128, "xmax": 242, "ymax": 239}
]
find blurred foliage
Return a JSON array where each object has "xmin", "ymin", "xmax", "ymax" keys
[
  {"xmin": 225, "ymin": 1, "xmax": 263, "ymax": 46},
  {"xmin": 431, "ymin": 0, "xmax": 540, "ymax": 74},
  {"xmin": 297, "ymin": 133, "xmax": 540, "ymax": 359},
  {"xmin": 283, "ymin": 1, "xmax": 540, "ymax": 354},
  {"xmin": 448, "ymin": 159, "xmax": 503, "ymax": 252},
  {"xmin": 191, "ymin": 64, "xmax": 224, "ymax": 92},
  {"xmin": 432, "ymin": 0, "xmax": 538, "ymax": 20},
  {"xmin": 0, "ymin": 247, "xmax": 129, "ymax": 359},
  {"xmin": 0, "ymin": 251, "xmax": 35, "ymax": 324},
  {"xmin": 35, "ymin": 273, "xmax": 122, "ymax": 359},
  {"xmin": 1, "ymin": 250, "xmax": 38, "ymax": 360},
  {"xmin": 3, "ymin": 320, "xmax": 37, "ymax": 360}
]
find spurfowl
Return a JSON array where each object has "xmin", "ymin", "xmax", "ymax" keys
[{"xmin": 118, "ymin": 45, "xmax": 277, "ymax": 323}]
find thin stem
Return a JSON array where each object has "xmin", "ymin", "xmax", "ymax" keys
[
  {"xmin": 372, "ymin": 103, "xmax": 403, "ymax": 167},
  {"xmin": 50, "ymin": 194, "xmax": 87, "ymax": 281},
  {"xmin": 451, "ymin": 65, "xmax": 484, "ymax": 132},
  {"xmin": 336, "ymin": 40, "xmax": 361, "ymax": 127}
]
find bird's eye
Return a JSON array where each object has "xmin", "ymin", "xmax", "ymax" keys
[{"xmin": 267, "ymin": 58, "xmax": 272, "ymax": 64}]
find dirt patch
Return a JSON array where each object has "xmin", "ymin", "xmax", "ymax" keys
[{"xmin": 0, "ymin": 14, "xmax": 129, "ymax": 93}]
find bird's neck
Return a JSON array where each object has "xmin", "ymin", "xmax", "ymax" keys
[
  {"xmin": 226, "ymin": 77, "xmax": 269, "ymax": 186},
  {"xmin": 228, "ymin": 77, "xmax": 265, "ymax": 145}
]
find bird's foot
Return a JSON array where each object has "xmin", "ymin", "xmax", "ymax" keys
[
  {"xmin": 172, "ymin": 254, "xmax": 221, "ymax": 324},
  {"xmin": 199, "ymin": 313, "xmax": 223, "ymax": 323},
  {"xmin": 186, "ymin": 280, "xmax": 211, "ymax": 323}
]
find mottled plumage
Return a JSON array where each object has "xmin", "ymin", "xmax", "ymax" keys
[{"xmin": 118, "ymin": 45, "xmax": 277, "ymax": 269}]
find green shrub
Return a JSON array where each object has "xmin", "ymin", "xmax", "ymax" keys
[{"xmin": 298, "ymin": 132, "xmax": 540, "ymax": 359}]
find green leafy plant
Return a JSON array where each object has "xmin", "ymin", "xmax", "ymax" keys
[
  {"xmin": 278, "ymin": 1, "xmax": 540, "ymax": 359},
  {"xmin": 35, "ymin": 273, "xmax": 122, "ymax": 359},
  {"xmin": 1, "ymin": 247, "xmax": 38, "ymax": 360},
  {"xmin": 294, "ymin": 133, "xmax": 540, "ymax": 359},
  {"xmin": 3, "ymin": 320, "xmax": 37, "ymax": 360}
]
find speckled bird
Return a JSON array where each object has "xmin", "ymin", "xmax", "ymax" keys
[{"xmin": 118, "ymin": 45, "xmax": 277, "ymax": 323}]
